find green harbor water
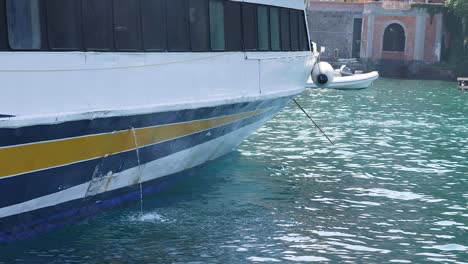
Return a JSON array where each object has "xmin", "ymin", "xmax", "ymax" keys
[{"xmin": 1, "ymin": 78, "xmax": 467, "ymax": 263}]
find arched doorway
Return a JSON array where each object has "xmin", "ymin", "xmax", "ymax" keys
[{"xmin": 383, "ymin": 23, "xmax": 405, "ymax": 52}]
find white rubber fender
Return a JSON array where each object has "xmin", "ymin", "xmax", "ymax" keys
[{"xmin": 311, "ymin": 62, "xmax": 335, "ymax": 87}]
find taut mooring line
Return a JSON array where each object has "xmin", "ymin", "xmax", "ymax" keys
[{"xmin": 293, "ymin": 99, "xmax": 335, "ymax": 146}]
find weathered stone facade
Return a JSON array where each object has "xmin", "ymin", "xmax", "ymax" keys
[
  {"xmin": 307, "ymin": 4, "xmax": 363, "ymax": 59},
  {"xmin": 361, "ymin": 3, "xmax": 443, "ymax": 63},
  {"xmin": 307, "ymin": 1, "xmax": 447, "ymax": 77}
]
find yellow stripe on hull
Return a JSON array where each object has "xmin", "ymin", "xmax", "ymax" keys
[{"xmin": 0, "ymin": 109, "xmax": 268, "ymax": 178}]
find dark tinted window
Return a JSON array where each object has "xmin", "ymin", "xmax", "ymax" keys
[
  {"xmin": 280, "ymin": 8, "xmax": 290, "ymax": 51},
  {"xmin": 209, "ymin": 0, "xmax": 224, "ymax": 51},
  {"xmin": 46, "ymin": 0, "xmax": 81, "ymax": 50},
  {"xmin": 383, "ymin": 23, "xmax": 405, "ymax": 52},
  {"xmin": 189, "ymin": 0, "xmax": 209, "ymax": 51},
  {"xmin": 167, "ymin": 0, "xmax": 190, "ymax": 51},
  {"xmin": 269, "ymin": 7, "xmax": 280, "ymax": 51},
  {"xmin": 141, "ymin": 0, "xmax": 166, "ymax": 51},
  {"xmin": 289, "ymin": 9, "xmax": 299, "ymax": 51},
  {"xmin": 224, "ymin": 1, "xmax": 242, "ymax": 51},
  {"xmin": 1, "ymin": 0, "xmax": 308, "ymax": 53},
  {"xmin": 6, "ymin": 0, "xmax": 41, "ymax": 50},
  {"xmin": 257, "ymin": 6, "xmax": 269, "ymax": 51},
  {"xmin": 0, "ymin": 0, "xmax": 10, "ymax": 50},
  {"xmin": 113, "ymin": 0, "xmax": 141, "ymax": 51},
  {"xmin": 352, "ymin": 18, "xmax": 362, "ymax": 58},
  {"xmin": 242, "ymin": 3, "xmax": 257, "ymax": 51},
  {"xmin": 82, "ymin": 0, "xmax": 113, "ymax": 51},
  {"xmin": 298, "ymin": 11, "xmax": 308, "ymax": 51}
]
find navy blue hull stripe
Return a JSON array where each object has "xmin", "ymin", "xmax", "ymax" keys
[
  {"xmin": 0, "ymin": 167, "xmax": 199, "ymax": 242},
  {"xmin": 0, "ymin": 97, "xmax": 290, "ymax": 209},
  {"xmin": 0, "ymin": 99, "xmax": 281, "ymax": 147}
]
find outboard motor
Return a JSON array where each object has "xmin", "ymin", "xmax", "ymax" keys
[{"xmin": 311, "ymin": 62, "xmax": 335, "ymax": 87}]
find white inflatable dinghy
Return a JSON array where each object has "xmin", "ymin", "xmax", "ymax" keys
[{"xmin": 306, "ymin": 71, "xmax": 379, "ymax": 90}]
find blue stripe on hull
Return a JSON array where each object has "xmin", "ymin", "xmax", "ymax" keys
[{"xmin": 0, "ymin": 100, "xmax": 278, "ymax": 147}]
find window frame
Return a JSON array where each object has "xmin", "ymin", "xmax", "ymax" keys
[
  {"xmin": 141, "ymin": 0, "xmax": 167, "ymax": 52},
  {"xmin": 0, "ymin": 0, "xmax": 10, "ymax": 51},
  {"xmin": 46, "ymin": 0, "xmax": 82, "ymax": 51},
  {"xmin": 166, "ymin": 0, "xmax": 191, "ymax": 52},
  {"xmin": 256, "ymin": 4, "xmax": 270, "ymax": 51},
  {"xmin": 82, "ymin": 0, "xmax": 115, "ymax": 51},
  {"xmin": 269, "ymin": 6, "xmax": 281, "ymax": 52},
  {"xmin": 280, "ymin": 7, "xmax": 291, "ymax": 52},
  {"xmin": 188, "ymin": 0, "xmax": 211, "ymax": 52},
  {"xmin": 298, "ymin": 10, "xmax": 309, "ymax": 51},
  {"xmin": 112, "ymin": 0, "xmax": 143, "ymax": 52},
  {"xmin": 289, "ymin": 9, "xmax": 299, "ymax": 51},
  {"xmin": 6, "ymin": 0, "xmax": 43, "ymax": 51},
  {"xmin": 223, "ymin": 0, "xmax": 242, "ymax": 52},
  {"xmin": 242, "ymin": 2, "xmax": 258, "ymax": 51},
  {"xmin": 209, "ymin": 0, "xmax": 225, "ymax": 51}
]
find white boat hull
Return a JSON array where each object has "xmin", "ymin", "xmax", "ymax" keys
[{"xmin": 0, "ymin": 51, "xmax": 315, "ymax": 241}]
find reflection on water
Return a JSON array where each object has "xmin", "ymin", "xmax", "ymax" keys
[{"xmin": 1, "ymin": 79, "xmax": 467, "ymax": 263}]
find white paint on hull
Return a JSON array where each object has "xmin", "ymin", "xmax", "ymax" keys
[{"xmin": 0, "ymin": 52, "xmax": 313, "ymax": 122}]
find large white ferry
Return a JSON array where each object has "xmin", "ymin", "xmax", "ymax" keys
[{"xmin": 0, "ymin": 0, "xmax": 314, "ymax": 241}]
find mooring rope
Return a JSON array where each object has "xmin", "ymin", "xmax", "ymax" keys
[{"xmin": 293, "ymin": 99, "xmax": 334, "ymax": 146}]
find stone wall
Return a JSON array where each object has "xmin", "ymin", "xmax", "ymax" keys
[{"xmin": 307, "ymin": 4, "xmax": 363, "ymax": 60}]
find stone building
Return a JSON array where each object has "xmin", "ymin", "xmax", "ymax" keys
[
  {"xmin": 307, "ymin": 2, "xmax": 365, "ymax": 60},
  {"xmin": 307, "ymin": 0, "xmax": 447, "ymax": 76}
]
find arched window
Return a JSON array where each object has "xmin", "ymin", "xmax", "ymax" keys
[{"xmin": 383, "ymin": 23, "xmax": 405, "ymax": 52}]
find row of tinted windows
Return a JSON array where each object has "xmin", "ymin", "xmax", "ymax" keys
[{"xmin": 0, "ymin": 0, "xmax": 309, "ymax": 52}]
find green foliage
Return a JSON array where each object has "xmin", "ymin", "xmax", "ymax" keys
[
  {"xmin": 411, "ymin": 1, "xmax": 468, "ymax": 75},
  {"xmin": 445, "ymin": 0, "xmax": 468, "ymax": 20},
  {"xmin": 410, "ymin": 3, "xmax": 446, "ymax": 23}
]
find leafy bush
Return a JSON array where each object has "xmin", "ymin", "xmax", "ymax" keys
[{"xmin": 412, "ymin": 0, "xmax": 468, "ymax": 75}]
